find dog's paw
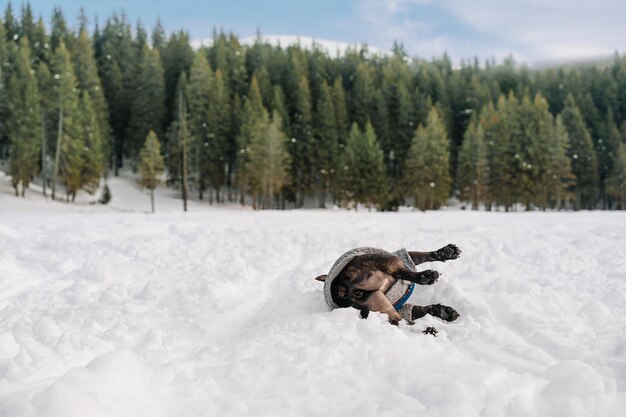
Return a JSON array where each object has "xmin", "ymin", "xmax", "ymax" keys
[
  {"xmin": 422, "ymin": 326, "xmax": 438, "ymax": 336},
  {"xmin": 434, "ymin": 244, "xmax": 461, "ymax": 262},
  {"xmin": 427, "ymin": 304, "xmax": 460, "ymax": 322},
  {"xmin": 411, "ymin": 305, "xmax": 428, "ymax": 320},
  {"xmin": 418, "ymin": 269, "xmax": 439, "ymax": 285}
]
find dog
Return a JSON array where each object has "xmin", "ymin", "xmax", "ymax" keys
[{"xmin": 315, "ymin": 244, "xmax": 461, "ymax": 325}]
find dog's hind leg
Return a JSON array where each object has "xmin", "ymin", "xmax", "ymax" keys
[
  {"xmin": 408, "ymin": 244, "xmax": 461, "ymax": 265},
  {"xmin": 360, "ymin": 290, "xmax": 403, "ymax": 325},
  {"xmin": 410, "ymin": 303, "xmax": 460, "ymax": 322},
  {"xmin": 391, "ymin": 267, "xmax": 440, "ymax": 285}
]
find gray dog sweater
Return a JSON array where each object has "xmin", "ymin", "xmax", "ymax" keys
[{"xmin": 323, "ymin": 247, "xmax": 417, "ymax": 322}]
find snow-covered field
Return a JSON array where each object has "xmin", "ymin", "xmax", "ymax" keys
[{"xmin": 1, "ymin": 171, "xmax": 625, "ymax": 417}]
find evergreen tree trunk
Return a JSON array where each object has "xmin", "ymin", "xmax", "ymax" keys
[
  {"xmin": 269, "ymin": 183, "xmax": 274, "ymax": 210},
  {"xmin": 114, "ymin": 135, "xmax": 121, "ymax": 176},
  {"xmin": 150, "ymin": 188, "xmax": 155, "ymax": 213},
  {"xmin": 52, "ymin": 106, "xmax": 63, "ymax": 200},
  {"xmin": 180, "ymin": 90, "xmax": 189, "ymax": 212},
  {"xmin": 41, "ymin": 115, "xmax": 47, "ymax": 197},
  {"xmin": 318, "ymin": 184, "xmax": 326, "ymax": 208}
]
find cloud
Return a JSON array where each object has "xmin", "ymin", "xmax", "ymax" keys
[
  {"xmin": 354, "ymin": 0, "xmax": 626, "ymax": 64},
  {"xmin": 354, "ymin": 0, "xmax": 435, "ymax": 50},
  {"xmin": 442, "ymin": 0, "xmax": 626, "ymax": 61}
]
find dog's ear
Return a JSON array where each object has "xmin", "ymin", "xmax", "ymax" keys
[{"xmin": 315, "ymin": 274, "xmax": 327, "ymax": 282}]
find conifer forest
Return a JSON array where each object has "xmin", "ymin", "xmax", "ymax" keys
[{"xmin": 1, "ymin": 4, "xmax": 625, "ymax": 211}]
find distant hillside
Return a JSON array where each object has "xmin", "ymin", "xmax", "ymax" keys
[{"xmin": 192, "ymin": 34, "xmax": 390, "ymax": 56}]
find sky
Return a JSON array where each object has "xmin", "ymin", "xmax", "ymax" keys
[{"xmin": 9, "ymin": 0, "xmax": 626, "ymax": 65}]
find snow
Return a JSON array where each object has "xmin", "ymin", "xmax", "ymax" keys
[
  {"xmin": 192, "ymin": 34, "xmax": 390, "ymax": 57},
  {"xmin": 1, "ymin": 170, "xmax": 625, "ymax": 417}
]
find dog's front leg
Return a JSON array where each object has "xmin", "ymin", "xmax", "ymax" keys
[
  {"xmin": 361, "ymin": 290, "xmax": 403, "ymax": 325},
  {"xmin": 409, "ymin": 244, "xmax": 461, "ymax": 265}
]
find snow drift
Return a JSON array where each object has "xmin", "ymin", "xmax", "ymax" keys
[{"xmin": 0, "ymin": 174, "xmax": 625, "ymax": 416}]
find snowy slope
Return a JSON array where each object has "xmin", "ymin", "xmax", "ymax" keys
[
  {"xmin": 192, "ymin": 34, "xmax": 390, "ymax": 56},
  {"xmin": 1, "ymin": 173, "xmax": 625, "ymax": 417}
]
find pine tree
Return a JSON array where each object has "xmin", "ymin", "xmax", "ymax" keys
[
  {"xmin": 161, "ymin": 30, "xmax": 194, "ymax": 128},
  {"xmin": 19, "ymin": 4, "xmax": 35, "ymax": 45},
  {"xmin": 37, "ymin": 62, "xmax": 54, "ymax": 196},
  {"xmin": 205, "ymin": 68, "xmax": 231, "ymax": 202},
  {"xmin": 547, "ymin": 115, "xmax": 575, "ymax": 209},
  {"xmin": 561, "ymin": 94, "xmax": 599, "ymax": 209},
  {"xmin": 598, "ymin": 111, "xmax": 621, "ymax": 208},
  {"xmin": 97, "ymin": 14, "xmax": 135, "ymax": 170},
  {"xmin": 164, "ymin": 74, "xmax": 191, "ymax": 207},
  {"xmin": 253, "ymin": 66, "xmax": 272, "ymax": 108},
  {"xmin": 226, "ymin": 34, "xmax": 248, "ymax": 97},
  {"xmin": 332, "ymin": 77, "xmax": 349, "ymax": 139},
  {"xmin": 606, "ymin": 142, "xmax": 626, "ymax": 209},
  {"xmin": 339, "ymin": 122, "xmax": 387, "ymax": 209},
  {"xmin": 151, "ymin": 19, "xmax": 165, "ymax": 50},
  {"xmin": 514, "ymin": 92, "xmax": 552, "ymax": 209},
  {"xmin": 501, "ymin": 92, "xmax": 525, "ymax": 207},
  {"xmin": 208, "ymin": 31, "xmax": 228, "ymax": 80},
  {"xmin": 29, "ymin": 17, "xmax": 50, "ymax": 66},
  {"xmin": 50, "ymin": 7, "xmax": 71, "ymax": 51},
  {"xmin": 98, "ymin": 183, "xmax": 112, "ymax": 204},
  {"xmin": 51, "ymin": 41, "xmax": 80, "ymax": 200},
  {"xmin": 0, "ymin": 18, "xmax": 9, "ymax": 158},
  {"xmin": 177, "ymin": 74, "xmax": 190, "ymax": 211},
  {"xmin": 291, "ymin": 75, "xmax": 313, "ymax": 206},
  {"xmin": 188, "ymin": 49, "xmax": 214, "ymax": 199},
  {"xmin": 6, "ymin": 37, "xmax": 42, "ymax": 196},
  {"xmin": 128, "ymin": 45, "xmax": 165, "ymax": 157},
  {"xmin": 381, "ymin": 55, "xmax": 415, "ymax": 188},
  {"xmin": 59, "ymin": 101, "xmax": 83, "ymax": 201},
  {"xmin": 313, "ymin": 80, "xmax": 338, "ymax": 207},
  {"xmin": 134, "ymin": 21, "xmax": 148, "ymax": 57},
  {"xmin": 4, "ymin": 4, "xmax": 18, "ymax": 42},
  {"xmin": 236, "ymin": 76, "xmax": 265, "ymax": 204},
  {"xmin": 77, "ymin": 92, "xmax": 105, "ymax": 194},
  {"xmin": 350, "ymin": 62, "xmax": 374, "ymax": 128},
  {"xmin": 403, "ymin": 107, "xmax": 452, "ymax": 210},
  {"xmin": 483, "ymin": 97, "xmax": 513, "ymax": 210},
  {"xmin": 371, "ymin": 89, "xmax": 389, "ymax": 163},
  {"xmin": 458, "ymin": 117, "xmax": 489, "ymax": 209},
  {"xmin": 72, "ymin": 28, "xmax": 110, "ymax": 169},
  {"xmin": 97, "ymin": 35, "xmax": 125, "ymax": 171},
  {"xmin": 138, "ymin": 130, "xmax": 165, "ymax": 212},
  {"xmin": 271, "ymin": 85, "xmax": 289, "ymax": 137},
  {"xmin": 226, "ymin": 93, "xmax": 241, "ymax": 196},
  {"xmin": 247, "ymin": 110, "xmax": 291, "ymax": 209}
]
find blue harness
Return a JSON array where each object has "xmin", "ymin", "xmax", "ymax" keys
[{"xmin": 393, "ymin": 282, "xmax": 415, "ymax": 310}]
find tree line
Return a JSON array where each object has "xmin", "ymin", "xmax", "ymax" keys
[{"xmin": 0, "ymin": 3, "xmax": 624, "ymax": 210}]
